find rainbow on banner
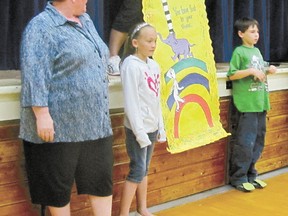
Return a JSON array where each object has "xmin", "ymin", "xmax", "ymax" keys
[{"xmin": 143, "ymin": 0, "xmax": 230, "ymax": 153}]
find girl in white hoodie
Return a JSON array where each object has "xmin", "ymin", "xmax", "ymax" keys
[{"xmin": 119, "ymin": 22, "xmax": 166, "ymax": 216}]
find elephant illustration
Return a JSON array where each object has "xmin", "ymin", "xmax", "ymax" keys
[{"xmin": 158, "ymin": 32, "xmax": 194, "ymax": 61}]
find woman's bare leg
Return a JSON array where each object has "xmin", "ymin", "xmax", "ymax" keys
[{"xmin": 89, "ymin": 195, "xmax": 113, "ymax": 216}]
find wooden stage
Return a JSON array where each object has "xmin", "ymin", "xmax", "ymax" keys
[{"xmin": 149, "ymin": 168, "xmax": 288, "ymax": 216}]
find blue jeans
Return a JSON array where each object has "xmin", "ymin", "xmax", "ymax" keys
[
  {"xmin": 125, "ymin": 127, "xmax": 157, "ymax": 183},
  {"xmin": 229, "ymin": 112, "xmax": 266, "ymax": 186}
]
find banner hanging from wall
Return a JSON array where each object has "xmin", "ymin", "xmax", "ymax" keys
[{"xmin": 143, "ymin": 0, "xmax": 230, "ymax": 153}]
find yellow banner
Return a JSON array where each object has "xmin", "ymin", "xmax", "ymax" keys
[{"xmin": 143, "ymin": 0, "xmax": 230, "ymax": 153}]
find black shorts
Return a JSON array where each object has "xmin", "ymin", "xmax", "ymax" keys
[
  {"xmin": 112, "ymin": 0, "xmax": 144, "ymax": 32},
  {"xmin": 23, "ymin": 136, "xmax": 113, "ymax": 207}
]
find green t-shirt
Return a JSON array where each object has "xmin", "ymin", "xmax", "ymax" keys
[{"xmin": 227, "ymin": 45, "xmax": 270, "ymax": 112}]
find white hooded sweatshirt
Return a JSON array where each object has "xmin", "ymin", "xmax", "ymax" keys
[{"xmin": 120, "ymin": 55, "xmax": 166, "ymax": 148}]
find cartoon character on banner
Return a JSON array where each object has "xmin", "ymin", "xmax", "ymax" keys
[{"xmin": 159, "ymin": 0, "xmax": 213, "ymax": 138}]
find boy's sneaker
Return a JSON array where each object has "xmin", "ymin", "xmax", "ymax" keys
[
  {"xmin": 250, "ymin": 179, "xmax": 267, "ymax": 189},
  {"xmin": 235, "ymin": 182, "xmax": 255, "ymax": 192},
  {"xmin": 107, "ymin": 55, "xmax": 121, "ymax": 76}
]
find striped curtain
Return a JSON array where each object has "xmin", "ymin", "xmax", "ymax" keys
[
  {"xmin": 206, "ymin": 0, "xmax": 288, "ymax": 62},
  {"xmin": 0, "ymin": 0, "xmax": 287, "ymax": 70},
  {"xmin": 0, "ymin": 0, "xmax": 46, "ymax": 69},
  {"xmin": 0, "ymin": 0, "xmax": 105, "ymax": 70}
]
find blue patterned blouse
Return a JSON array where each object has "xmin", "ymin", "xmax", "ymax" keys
[{"xmin": 19, "ymin": 2, "xmax": 113, "ymax": 143}]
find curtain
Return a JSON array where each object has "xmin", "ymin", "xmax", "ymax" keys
[
  {"xmin": 206, "ymin": 0, "xmax": 288, "ymax": 63},
  {"xmin": 0, "ymin": 0, "xmax": 46, "ymax": 70},
  {"xmin": 0, "ymin": 0, "xmax": 287, "ymax": 70},
  {"xmin": 269, "ymin": 0, "xmax": 288, "ymax": 62}
]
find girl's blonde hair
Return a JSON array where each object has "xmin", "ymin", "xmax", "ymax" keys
[{"xmin": 121, "ymin": 22, "xmax": 153, "ymax": 63}]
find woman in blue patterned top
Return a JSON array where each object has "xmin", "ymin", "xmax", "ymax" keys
[{"xmin": 20, "ymin": 0, "xmax": 113, "ymax": 215}]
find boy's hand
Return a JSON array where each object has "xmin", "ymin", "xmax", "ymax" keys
[
  {"xmin": 266, "ymin": 65, "xmax": 277, "ymax": 75},
  {"xmin": 249, "ymin": 68, "xmax": 266, "ymax": 82}
]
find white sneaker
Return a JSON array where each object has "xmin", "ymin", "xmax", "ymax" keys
[{"xmin": 107, "ymin": 55, "xmax": 121, "ymax": 76}]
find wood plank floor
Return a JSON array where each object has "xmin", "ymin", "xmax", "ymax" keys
[{"xmin": 153, "ymin": 169, "xmax": 288, "ymax": 216}]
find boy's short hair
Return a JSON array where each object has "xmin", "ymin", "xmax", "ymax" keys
[{"xmin": 234, "ymin": 17, "xmax": 259, "ymax": 33}]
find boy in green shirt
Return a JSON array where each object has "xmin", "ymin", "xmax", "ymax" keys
[{"xmin": 227, "ymin": 17, "xmax": 277, "ymax": 192}]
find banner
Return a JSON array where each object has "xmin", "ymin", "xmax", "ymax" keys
[{"xmin": 143, "ymin": 0, "xmax": 230, "ymax": 153}]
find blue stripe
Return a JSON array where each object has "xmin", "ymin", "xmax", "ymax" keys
[
  {"xmin": 91, "ymin": 0, "xmax": 104, "ymax": 38},
  {"xmin": 249, "ymin": 0, "xmax": 254, "ymax": 17},
  {"xmin": 221, "ymin": 0, "xmax": 229, "ymax": 61},
  {"xmin": 33, "ymin": 0, "xmax": 40, "ymax": 16},
  {"xmin": 262, "ymin": 0, "xmax": 269, "ymax": 60},
  {"xmin": 227, "ymin": 0, "xmax": 234, "ymax": 60}
]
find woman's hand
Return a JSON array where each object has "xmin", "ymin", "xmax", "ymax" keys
[{"xmin": 32, "ymin": 107, "xmax": 55, "ymax": 142}]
